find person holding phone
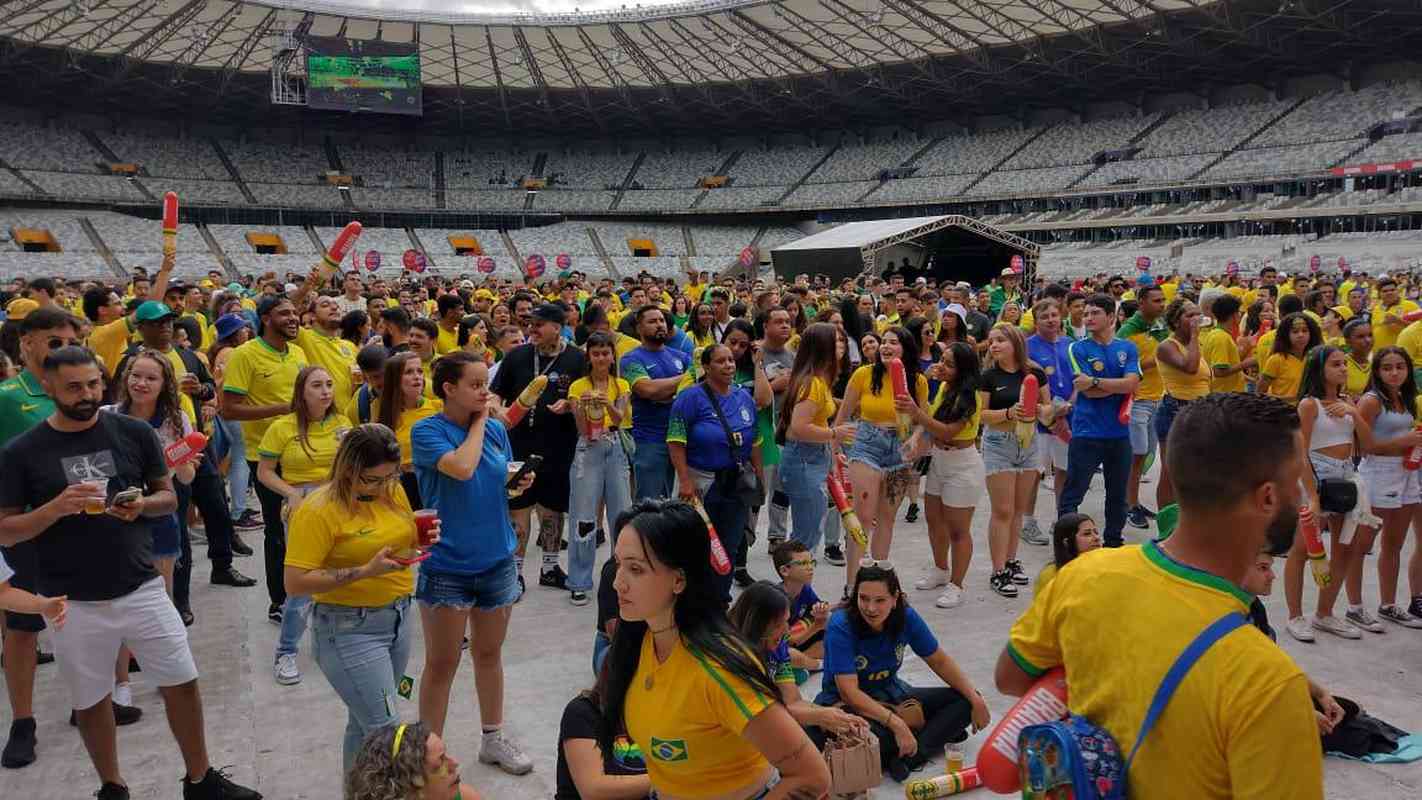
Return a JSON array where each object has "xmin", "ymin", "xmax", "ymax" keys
[
  {"xmin": 283, "ymin": 423, "xmax": 434, "ymax": 774},
  {"xmin": 412, "ymin": 351, "xmax": 536, "ymax": 777}
]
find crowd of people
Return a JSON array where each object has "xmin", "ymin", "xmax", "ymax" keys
[{"xmin": 0, "ymin": 254, "xmax": 1418, "ymax": 799}]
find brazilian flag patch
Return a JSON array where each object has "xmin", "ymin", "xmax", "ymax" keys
[
  {"xmin": 397, "ymin": 674, "xmax": 414, "ymax": 700},
  {"xmin": 649, "ymin": 737, "xmax": 688, "ymax": 762}
]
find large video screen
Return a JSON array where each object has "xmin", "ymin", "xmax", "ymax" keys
[{"xmin": 305, "ymin": 36, "xmax": 422, "ymax": 116}]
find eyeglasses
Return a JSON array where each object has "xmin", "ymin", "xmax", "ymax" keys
[
  {"xmin": 46, "ymin": 337, "xmax": 82, "ymax": 349},
  {"xmin": 788, "ymin": 558, "xmax": 817, "ymax": 568},
  {"xmin": 357, "ymin": 471, "xmax": 400, "ymax": 487}
]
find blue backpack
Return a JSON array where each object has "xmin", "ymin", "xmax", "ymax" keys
[{"xmin": 1017, "ymin": 612, "xmax": 1247, "ymax": 799}]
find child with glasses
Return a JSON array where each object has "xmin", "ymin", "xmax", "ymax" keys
[{"xmin": 771, "ymin": 541, "xmax": 831, "ymax": 674}]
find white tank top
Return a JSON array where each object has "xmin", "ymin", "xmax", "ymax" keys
[{"xmin": 1305, "ymin": 397, "xmax": 1355, "ymax": 451}]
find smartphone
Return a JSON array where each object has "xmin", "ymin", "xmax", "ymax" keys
[
  {"xmin": 110, "ymin": 487, "xmax": 142, "ymax": 508},
  {"xmin": 389, "ymin": 547, "xmax": 431, "ymax": 567},
  {"xmin": 506, "ymin": 454, "xmax": 544, "ymax": 490}
]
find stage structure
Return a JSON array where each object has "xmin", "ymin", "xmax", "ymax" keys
[{"xmin": 770, "ymin": 215, "xmax": 1038, "ymax": 287}]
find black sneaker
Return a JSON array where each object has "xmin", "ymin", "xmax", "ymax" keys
[
  {"xmin": 179, "ymin": 609, "xmax": 195, "ymax": 627},
  {"xmin": 211, "ymin": 567, "xmax": 257, "ymax": 588},
  {"xmin": 233, "ymin": 510, "xmax": 263, "ymax": 530},
  {"xmin": 1005, "ymin": 559, "xmax": 1030, "ymax": 586},
  {"xmin": 182, "ymin": 767, "xmax": 262, "ymax": 800},
  {"xmin": 69, "ymin": 703, "xmax": 142, "ymax": 727},
  {"xmin": 36, "ymin": 649, "xmax": 54, "ymax": 665},
  {"xmin": 989, "ymin": 569, "xmax": 1019, "ymax": 598},
  {"xmin": 230, "ymin": 534, "xmax": 254, "ymax": 557},
  {"xmin": 824, "ymin": 544, "xmax": 846, "ymax": 566},
  {"xmin": 596, "ymin": 528, "xmax": 606, "ymax": 547},
  {"xmin": 539, "ymin": 565, "xmax": 568, "ymax": 589},
  {"xmin": 1127, "ymin": 505, "xmax": 1150, "ymax": 530},
  {"xmin": 733, "ymin": 568, "xmax": 755, "ymax": 588},
  {"xmin": 514, "ymin": 574, "xmax": 526, "ymax": 603},
  {"xmin": 570, "ymin": 590, "xmax": 590, "ymax": 606},
  {"xmin": 96, "ymin": 782, "xmax": 130, "ymax": 800},
  {"xmin": 905, "ymin": 502, "xmax": 919, "ymax": 523},
  {"xmin": 1, "ymin": 717, "xmax": 36, "ymax": 768},
  {"xmin": 267, "ymin": 604, "xmax": 282, "ymax": 625},
  {"xmin": 1410, "ymin": 594, "xmax": 1422, "ymax": 619}
]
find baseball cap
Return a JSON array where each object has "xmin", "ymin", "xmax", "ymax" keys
[
  {"xmin": 135, "ymin": 300, "xmax": 177, "ymax": 323},
  {"xmin": 531, "ymin": 303, "xmax": 566, "ymax": 325},
  {"xmin": 4, "ymin": 297, "xmax": 39, "ymax": 321},
  {"xmin": 1000, "ymin": 268, "xmax": 1018, "ymax": 277},
  {"xmin": 474, "ymin": 288, "xmax": 496, "ymax": 301}
]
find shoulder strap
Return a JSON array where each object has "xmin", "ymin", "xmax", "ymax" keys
[
  {"xmin": 1124, "ymin": 612, "xmax": 1247, "ymax": 770},
  {"xmin": 701, "ymin": 382, "xmax": 745, "ymax": 466}
]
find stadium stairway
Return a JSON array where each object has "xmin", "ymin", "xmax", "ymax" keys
[
  {"xmin": 304, "ymin": 225, "xmax": 325, "ymax": 253},
  {"xmin": 587, "ymin": 227, "xmax": 617, "ymax": 278},
  {"xmin": 78, "ymin": 217, "xmax": 128, "ymax": 281},
  {"xmin": 501, "ymin": 231, "xmax": 521, "ymax": 265},
  {"xmin": 0, "ymin": 156, "xmax": 44, "ymax": 195},
  {"xmin": 859, "ymin": 136, "xmax": 944, "ymax": 203},
  {"xmin": 197, "ymin": 222, "xmax": 239, "ymax": 281},
  {"xmin": 610, "ymin": 152, "xmax": 646, "ymax": 210},
  {"xmin": 959, "ymin": 126, "xmax": 1052, "ymax": 196},
  {"xmin": 692, "ymin": 151, "xmax": 743, "ymax": 209},
  {"xmin": 434, "ymin": 152, "xmax": 447, "ymax": 210},
  {"xmin": 777, "ymin": 143, "xmax": 840, "ymax": 205},
  {"xmin": 84, "ymin": 132, "xmax": 156, "ymax": 201},
  {"xmin": 1188, "ymin": 96, "xmax": 1309, "ymax": 180},
  {"xmin": 1331, "ymin": 139, "xmax": 1375, "ymax": 169},
  {"xmin": 1066, "ymin": 110, "xmax": 1177, "ymax": 189},
  {"xmin": 682, "ymin": 225, "xmax": 696, "ymax": 257},
  {"xmin": 211, "ymin": 139, "xmax": 258, "ymax": 204},
  {"xmin": 408, "ymin": 227, "xmax": 435, "ymax": 268}
]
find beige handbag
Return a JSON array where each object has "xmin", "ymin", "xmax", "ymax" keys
[{"xmin": 823, "ymin": 730, "xmax": 881, "ymax": 796}]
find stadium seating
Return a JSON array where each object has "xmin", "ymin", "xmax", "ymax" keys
[
  {"xmin": 1350, "ymin": 132, "xmax": 1422, "ymax": 164},
  {"xmin": 543, "ymin": 150, "xmax": 637, "ymax": 190},
  {"xmin": 633, "ymin": 149, "xmax": 724, "ymax": 188},
  {"xmin": 508, "ymin": 223, "xmax": 597, "ymax": 257},
  {"xmin": 1201, "ymin": 140, "xmax": 1363, "ymax": 179},
  {"xmin": 616, "ymin": 188, "xmax": 699, "ymax": 211},
  {"xmin": 784, "ymin": 180, "xmax": 877, "ymax": 207},
  {"xmin": 350, "ymin": 186, "xmax": 438, "ymax": 210},
  {"xmin": 811, "ymin": 139, "xmax": 924, "ymax": 183},
  {"xmin": 1005, "ymin": 114, "xmax": 1160, "ymax": 170},
  {"xmin": 102, "ymin": 132, "xmax": 230, "ymax": 181},
  {"xmin": 222, "ymin": 141, "xmax": 329, "ymax": 184},
  {"xmin": 445, "ymin": 150, "xmax": 531, "ymax": 189},
  {"xmin": 728, "ymin": 145, "xmax": 829, "ymax": 188},
  {"xmin": 1253, "ymin": 81, "xmax": 1422, "ymax": 147},
  {"xmin": 26, "ymin": 172, "xmax": 147, "ymax": 201},
  {"xmin": 1134, "ymin": 99, "xmax": 1294, "ymax": 157},
  {"xmin": 699, "ymin": 185, "xmax": 784, "ymax": 209},
  {"xmin": 1077, "ymin": 154, "xmax": 1220, "ymax": 188},
  {"xmin": 0, "ymin": 121, "xmax": 100, "ymax": 172}
]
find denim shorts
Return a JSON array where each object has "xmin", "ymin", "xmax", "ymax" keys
[
  {"xmin": 846, "ymin": 421, "xmax": 906, "ymax": 473},
  {"xmin": 1154, "ymin": 395, "xmax": 1192, "ymax": 446},
  {"xmin": 981, "ymin": 428, "xmax": 1037, "ymax": 475},
  {"xmin": 151, "ymin": 513, "xmax": 181, "ymax": 559},
  {"xmin": 1129, "ymin": 398, "xmax": 1159, "ymax": 456},
  {"xmin": 415, "ymin": 558, "xmax": 520, "ymax": 611}
]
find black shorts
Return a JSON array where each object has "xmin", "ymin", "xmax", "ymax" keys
[
  {"xmin": 1, "ymin": 542, "xmax": 45, "ymax": 633},
  {"xmin": 509, "ymin": 455, "xmax": 572, "ymax": 513}
]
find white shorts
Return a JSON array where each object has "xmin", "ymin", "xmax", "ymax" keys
[
  {"xmin": 51, "ymin": 577, "xmax": 198, "ymax": 710},
  {"xmin": 1037, "ymin": 433, "xmax": 1069, "ymax": 473},
  {"xmin": 1359, "ymin": 456, "xmax": 1421, "ymax": 510},
  {"xmin": 924, "ymin": 446, "xmax": 985, "ymax": 508}
]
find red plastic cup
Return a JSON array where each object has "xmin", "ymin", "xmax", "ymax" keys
[{"xmin": 414, "ymin": 509, "xmax": 438, "ymax": 548}]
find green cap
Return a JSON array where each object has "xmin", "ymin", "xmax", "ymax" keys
[{"xmin": 135, "ymin": 300, "xmax": 177, "ymax": 323}]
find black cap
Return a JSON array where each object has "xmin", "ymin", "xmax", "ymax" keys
[{"xmin": 531, "ymin": 302, "xmax": 566, "ymax": 325}]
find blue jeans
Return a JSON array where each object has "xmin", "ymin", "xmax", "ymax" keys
[
  {"xmin": 1058, "ymin": 436, "xmax": 1133, "ymax": 547},
  {"xmin": 692, "ymin": 470, "xmax": 750, "ymax": 604},
  {"xmin": 221, "ymin": 417, "xmax": 249, "ymax": 518},
  {"xmin": 275, "ymin": 595, "xmax": 313, "ymax": 658},
  {"xmin": 567, "ymin": 437, "xmax": 632, "ymax": 592},
  {"xmin": 778, "ymin": 440, "xmax": 830, "ymax": 551},
  {"xmin": 632, "ymin": 438, "xmax": 675, "ymax": 501},
  {"xmin": 311, "ymin": 597, "xmax": 412, "ymax": 772}
]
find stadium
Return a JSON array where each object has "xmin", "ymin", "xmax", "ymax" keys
[{"xmin": 0, "ymin": 0, "xmax": 1420, "ymax": 287}]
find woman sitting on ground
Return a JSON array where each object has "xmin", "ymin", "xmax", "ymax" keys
[
  {"xmin": 346, "ymin": 721, "xmax": 481, "ymax": 800},
  {"xmin": 1034, "ymin": 513, "xmax": 1100, "ymax": 594}
]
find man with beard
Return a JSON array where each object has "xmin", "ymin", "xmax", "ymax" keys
[
  {"xmin": 490, "ymin": 303, "xmax": 585, "ymax": 596},
  {"xmin": 996, "ymin": 392, "xmax": 1321, "ymax": 800},
  {"xmin": 0, "ymin": 347, "xmax": 262, "ymax": 800},
  {"xmin": 289, "ymin": 276, "xmax": 360, "ymax": 416},
  {"xmin": 220, "ymin": 297, "xmax": 308, "ymax": 624},
  {"xmin": 620, "ymin": 305, "xmax": 689, "ymax": 500}
]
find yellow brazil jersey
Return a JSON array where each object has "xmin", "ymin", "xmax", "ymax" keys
[
  {"xmin": 296, "ymin": 327, "xmax": 359, "ymax": 416},
  {"xmin": 684, "ymin": 283, "xmax": 705, "ymax": 304},
  {"xmin": 181, "ymin": 312, "xmax": 213, "ymax": 350},
  {"xmin": 257, "ymin": 413, "xmax": 347, "ymax": 484},
  {"xmin": 624, "ymin": 633, "xmax": 772, "ymax": 798},
  {"xmin": 1157, "ymin": 338, "xmax": 1212, "ymax": 401},
  {"xmin": 88, "ymin": 317, "xmax": 132, "ymax": 378},
  {"xmin": 1261, "ymin": 352, "xmax": 1304, "ymax": 403},
  {"xmin": 435, "ymin": 323, "xmax": 460, "ymax": 356},
  {"xmin": 223, "ymin": 338, "xmax": 309, "ymax": 452},
  {"xmin": 1372, "ymin": 299, "xmax": 1420, "ymax": 349},
  {"xmin": 1008, "ymin": 542, "xmax": 1321, "ymax": 800},
  {"xmin": 284, "ymin": 484, "xmax": 416, "ymax": 607},
  {"xmin": 150, "ymin": 348, "xmax": 198, "ymax": 425},
  {"xmin": 1396, "ymin": 320, "xmax": 1422, "ymax": 370},
  {"xmin": 1256, "ymin": 328, "xmax": 1277, "ymax": 358},
  {"xmin": 793, "ymin": 376, "xmax": 835, "ymax": 429},
  {"xmin": 1033, "ymin": 562, "xmax": 1058, "ymax": 595},
  {"xmin": 1345, "ymin": 353, "xmax": 1372, "ymax": 398},
  {"xmin": 568, "ymin": 376, "xmax": 631, "ymax": 429},
  {"xmin": 614, "ymin": 332, "xmax": 640, "ymax": 361},
  {"xmin": 1117, "ymin": 314, "xmax": 1166, "ymax": 401},
  {"xmin": 927, "ymin": 382, "xmax": 980, "ymax": 442},
  {"xmin": 373, "ymin": 396, "xmax": 443, "ymax": 465},
  {"xmin": 1199, "ymin": 327, "xmax": 1245, "ymax": 394},
  {"xmin": 847, "ymin": 365, "xmax": 928, "ymax": 426},
  {"xmin": 1160, "ymin": 280, "xmax": 1179, "ymax": 301}
]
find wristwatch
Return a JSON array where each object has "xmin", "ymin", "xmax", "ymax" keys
[{"xmin": 1090, "ymin": 377, "xmax": 1101, "ymax": 389}]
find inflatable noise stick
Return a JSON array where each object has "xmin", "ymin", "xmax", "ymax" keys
[
  {"xmin": 1016, "ymin": 372, "xmax": 1038, "ymax": 448},
  {"xmin": 503, "ymin": 374, "xmax": 547, "ymax": 429},
  {"xmin": 322, "ymin": 221, "xmax": 363, "ymax": 271},
  {"xmin": 976, "ymin": 667, "xmax": 1069, "ymax": 793},
  {"xmin": 827, "ymin": 470, "xmax": 868, "ymax": 548},
  {"xmin": 161, "ymin": 191, "xmax": 178, "ymax": 254},
  {"xmin": 692, "ymin": 501, "xmax": 733, "ymax": 576},
  {"xmin": 1117, "ymin": 392, "xmax": 1133, "ymax": 427},
  {"xmin": 888, "ymin": 357, "xmax": 913, "ymax": 439},
  {"xmin": 1299, "ymin": 506, "xmax": 1331, "ymax": 588},
  {"xmin": 904, "ymin": 767, "xmax": 982, "ymax": 799},
  {"xmin": 1403, "ymin": 309, "xmax": 1422, "ymax": 324}
]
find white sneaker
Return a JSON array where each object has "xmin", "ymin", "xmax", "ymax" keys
[
  {"xmin": 274, "ymin": 654, "xmax": 301, "ymax": 685},
  {"xmin": 915, "ymin": 568, "xmax": 949, "ymax": 591},
  {"xmin": 1285, "ymin": 615, "xmax": 1315, "ymax": 642},
  {"xmin": 112, "ymin": 681, "xmax": 133, "ymax": 708},
  {"xmin": 479, "ymin": 730, "xmax": 533, "ymax": 775},
  {"xmin": 935, "ymin": 583, "xmax": 965, "ymax": 609},
  {"xmin": 1344, "ymin": 607, "xmax": 1385, "ymax": 634},
  {"xmin": 1310, "ymin": 614, "xmax": 1362, "ymax": 640}
]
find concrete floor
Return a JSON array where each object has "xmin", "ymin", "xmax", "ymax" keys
[{"xmin": 2, "ymin": 465, "xmax": 1420, "ymax": 799}]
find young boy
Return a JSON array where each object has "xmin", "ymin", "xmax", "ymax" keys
[
  {"xmin": 771, "ymin": 541, "xmax": 831, "ymax": 665},
  {"xmin": 0, "ymin": 551, "xmax": 66, "ymax": 628}
]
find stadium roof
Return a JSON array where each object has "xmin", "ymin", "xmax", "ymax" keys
[{"xmin": 0, "ymin": 0, "xmax": 1415, "ymax": 134}]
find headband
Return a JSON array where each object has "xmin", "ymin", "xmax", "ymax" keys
[{"xmin": 391, "ymin": 723, "xmax": 408, "ymax": 758}]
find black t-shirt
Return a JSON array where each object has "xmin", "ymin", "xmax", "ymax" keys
[
  {"xmin": 489, "ymin": 342, "xmax": 587, "ymax": 462},
  {"xmin": 0, "ymin": 412, "xmax": 164, "ymax": 600},
  {"xmin": 964, "ymin": 310, "xmax": 993, "ymax": 342},
  {"xmin": 979, "ymin": 365, "xmax": 1048, "ymax": 411},
  {"xmin": 554, "ymin": 694, "xmax": 647, "ymax": 800},
  {"xmin": 596, "ymin": 556, "xmax": 618, "ymax": 636}
]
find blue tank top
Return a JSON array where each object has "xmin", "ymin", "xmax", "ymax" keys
[{"xmin": 1367, "ymin": 390, "xmax": 1416, "ymax": 441}]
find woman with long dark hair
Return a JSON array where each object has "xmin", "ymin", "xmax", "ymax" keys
[
  {"xmin": 834, "ymin": 326, "xmax": 928, "ymax": 588},
  {"xmin": 1034, "ymin": 513, "xmax": 1100, "ymax": 593},
  {"xmin": 1343, "ymin": 318, "xmax": 1373, "ymax": 400},
  {"xmin": 340, "ymin": 309, "xmax": 371, "ymax": 350},
  {"xmin": 258, "ymin": 365, "xmax": 345, "ymax": 686},
  {"xmin": 601, "ymin": 499, "xmax": 830, "ymax": 799},
  {"xmin": 901, "ymin": 342, "xmax": 983, "ymax": 609},
  {"xmin": 555, "ymin": 675, "xmax": 650, "ymax": 800},
  {"xmin": 776, "ymin": 323, "xmax": 852, "ymax": 555},
  {"xmin": 686, "ymin": 302, "xmax": 717, "ymax": 349},
  {"xmin": 376, "ymin": 351, "xmax": 443, "ymax": 509},
  {"xmin": 284, "ymin": 424, "xmax": 433, "ymax": 771},
  {"xmin": 813, "ymin": 565, "xmax": 989, "ymax": 782},
  {"xmin": 1259, "ymin": 312, "xmax": 1322, "ymax": 403}
]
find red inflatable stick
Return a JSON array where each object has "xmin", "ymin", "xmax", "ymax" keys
[
  {"xmin": 1407, "ymin": 424, "xmax": 1422, "ymax": 471},
  {"xmin": 693, "ymin": 502, "xmax": 733, "ymax": 575},
  {"xmin": 161, "ymin": 191, "xmax": 178, "ymax": 254},
  {"xmin": 976, "ymin": 667, "xmax": 1069, "ymax": 793},
  {"xmin": 827, "ymin": 471, "xmax": 868, "ymax": 548},
  {"xmin": 1016, "ymin": 372, "xmax": 1039, "ymax": 446},
  {"xmin": 503, "ymin": 375, "xmax": 547, "ymax": 428},
  {"xmin": 1299, "ymin": 506, "xmax": 1331, "ymax": 588},
  {"xmin": 322, "ymin": 221, "xmax": 363, "ymax": 271},
  {"xmin": 163, "ymin": 430, "xmax": 207, "ymax": 469},
  {"xmin": 1117, "ymin": 392, "xmax": 1133, "ymax": 426},
  {"xmin": 1402, "ymin": 309, "xmax": 1422, "ymax": 324},
  {"xmin": 888, "ymin": 357, "xmax": 913, "ymax": 438}
]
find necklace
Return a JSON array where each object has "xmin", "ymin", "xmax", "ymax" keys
[{"xmin": 644, "ymin": 626, "xmax": 678, "ymax": 690}]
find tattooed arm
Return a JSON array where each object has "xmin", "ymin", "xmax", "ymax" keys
[
  {"xmin": 284, "ymin": 548, "xmax": 404, "ymax": 597},
  {"xmin": 741, "ymin": 704, "xmax": 830, "ymax": 800}
]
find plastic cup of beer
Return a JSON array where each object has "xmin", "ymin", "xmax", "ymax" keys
[
  {"xmin": 414, "ymin": 509, "xmax": 438, "ymax": 548},
  {"xmin": 81, "ymin": 478, "xmax": 108, "ymax": 515},
  {"xmin": 945, "ymin": 741, "xmax": 965, "ymax": 774}
]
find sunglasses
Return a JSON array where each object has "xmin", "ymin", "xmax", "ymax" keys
[{"xmin": 46, "ymin": 337, "xmax": 83, "ymax": 349}]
